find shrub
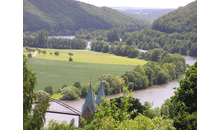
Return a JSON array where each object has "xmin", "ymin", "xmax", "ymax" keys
[
  {"xmin": 27, "ymin": 54, "xmax": 32, "ymax": 58},
  {"xmin": 73, "ymin": 81, "xmax": 81, "ymax": 89},
  {"xmin": 61, "ymin": 86, "xmax": 81, "ymax": 100},
  {"xmin": 35, "ymin": 90, "xmax": 50, "ymax": 102},
  {"xmin": 69, "ymin": 57, "xmax": 73, "ymax": 61},
  {"xmin": 80, "ymin": 84, "xmax": 90, "ymax": 98},
  {"xmin": 44, "ymin": 86, "xmax": 53, "ymax": 95}
]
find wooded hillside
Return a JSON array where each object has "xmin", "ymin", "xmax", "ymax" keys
[
  {"xmin": 152, "ymin": 1, "xmax": 197, "ymax": 33},
  {"xmin": 23, "ymin": 0, "xmax": 146, "ymax": 36}
]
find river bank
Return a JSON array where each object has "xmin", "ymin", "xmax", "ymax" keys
[
  {"xmin": 43, "ymin": 35, "xmax": 197, "ymax": 127},
  {"xmin": 44, "ymin": 55, "xmax": 196, "ymax": 127}
]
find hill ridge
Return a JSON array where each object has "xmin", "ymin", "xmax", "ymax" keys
[{"xmin": 23, "ymin": 0, "xmax": 146, "ymax": 36}]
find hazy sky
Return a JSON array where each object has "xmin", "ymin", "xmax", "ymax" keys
[{"xmin": 77, "ymin": 0, "xmax": 196, "ymax": 8}]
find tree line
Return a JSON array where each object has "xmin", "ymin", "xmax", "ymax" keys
[
  {"xmin": 91, "ymin": 41, "xmax": 140, "ymax": 58},
  {"xmin": 122, "ymin": 27, "xmax": 197, "ymax": 57},
  {"xmin": 23, "ymin": 30, "xmax": 87, "ymax": 49},
  {"xmin": 77, "ymin": 26, "xmax": 197, "ymax": 57},
  {"xmin": 84, "ymin": 51, "xmax": 185, "ymax": 96}
]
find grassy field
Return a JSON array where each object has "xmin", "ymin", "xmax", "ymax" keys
[
  {"xmin": 33, "ymin": 48, "xmax": 146, "ymax": 65},
  {"xmin": 26, "ymin": 48, "xmax": 147, "ymax": 91}
]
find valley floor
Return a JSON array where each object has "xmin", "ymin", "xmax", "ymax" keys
[{"xmin": 25, "ymin": 48, "xmax": 146, "ymax": 91}]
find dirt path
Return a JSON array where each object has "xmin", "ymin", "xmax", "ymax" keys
[{"xmin": 32, "ymin": 51, "xmax": 38, "ymax": 57}]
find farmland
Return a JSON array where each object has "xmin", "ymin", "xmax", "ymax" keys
[
  {"xmin": 26, "ymin": 48, "xmax": 147, "ymax": 91},
  {"xmin": 33, "ymin": 49, "xmax": 146, "ymax": 65}
]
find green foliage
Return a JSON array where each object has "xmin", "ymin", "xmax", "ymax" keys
[
  {"xmin": 62, "ymin": 84, "xmax": 68, "ymax": 89},
  {"xmin": 27, "ymin": 53, "xmax": 32, "ymax": 58},
  {"xmin": 23, "ymin": 0, "xmax": 146, "ymax": 35},
  {"xmin": 129, "ymin": 53, "xmax": 186, "ymax": 87},
  {"xmin": 23, "ymin": 30, "xmax": 87, "ymax": 49},
  {"xmin": 69, "ymin": 57, "xmax": 73, "ymax": 61},
  {"xmin": 80, "ymin": 84, "xmax": 90, "ymax": 98},
  {"xmin": 80, "ymin": 87, "xmax": 176, "ymax": 130},
  {"xmin": 122, "ymin": 70, "xmax": 149, "ymax": 90},
  {"xmin": 42, "ymin": 50, "xmax": 47, "ymax": 55},
  {"xmin": 152, "ymin": 1, "xmax": 197, "ymax": 33},
  {"xmin": 42, "ymin": 119, "xmax": 75, "ymax": 130},
  {"xmin": 172, "ymin": 111, "xmax": 197, "ymax": 130},
  {"xmin": 26, "ymin": 57, "xmax": 137, "ymax": 91},
  {"xmin": 61, "ymin": 86, "xmax": 81, "ymax": 100},
  {"xmin": 160, "ymin": 98, "xmax": 174, "ymax": 118},
  {"xmin": 73, "ymin": 81, "xmax": 81, "ymax": 89},
  {"xmin": 29, "ymin": 98, "xmax": 50, "ymax": 130},
  {"xmin": 54, "ymin": 51, "xmax": 60, "ymax": 56},
  {"xmin": 23, "ymin": 55, "xmax": 50, "ymax": 129},
  {"xmin": 68, "ymin": 53, "xmax": 73, "ymax": 56},
  {"xmin": 91, "ymin": 41, "xmax": 108, "ymax": 52},
  {"xmin": 35, "ymin": 90, "xmax": 50, "ymax": 102},
  {"xmin": 107, "ymin": 28, "xmax": 121, "ymax": 42},
  {"xmin": 75, "ymin": 29, "xmax": 108, "ymax": 41},
  {"xmin": 122, "ymin": 26, "xmax": 197, "ymax": 57},
  {"xmin": 171, "ymin": 61, "xmax": 197, "ymax": 129},
  {"xmin": 69, "ymin": 118, "xmax": 75, "ymax": 127},
  {"xmin": 91, "ymin": 41, "xmax": 140, "ymax": 58},
  {"xmin": 44, "ymin": 85, "xmax": 53, "ymax": 95},
  {"xmin": 112, "ymin": 96, "xmax": 146, "ymax": 119},
  {"xmin": 97, "ymin": 75, "xmax": 125, "ymax": 96}
]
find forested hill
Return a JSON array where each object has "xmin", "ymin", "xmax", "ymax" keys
[
  {"xmin": 23, "ymin": 0, "xmax": 146, "ymax": 36},
  {"xmin": 152, "ymin": 1, "xmax": 197, "ymax": 33}
]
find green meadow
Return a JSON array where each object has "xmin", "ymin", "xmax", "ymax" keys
[
  {"xmin": 34, "ymin": 48, "xmax": 146, "ymax": 65},
  {"xmin": 26, "ymin": 48, "xmax": 147, "ymax": 91}
]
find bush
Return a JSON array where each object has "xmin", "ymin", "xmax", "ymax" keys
[
  {"xmin": 127, "ymin": 82, "xmax": 134, "ymax": 91},
  {"xmin": 44, "ymin": 86, "xmax": 53, "ymax": 95},
  {"xmin": 62, "ymin": 84, "xmax": 68, "ymax": 89},
  {"xmin": 69, "ymin": 57, "xmax": 73, "ymax": 61},
  {"xmin": 43, "ymin": 119, "xmax": 75, "ymax": 130},
  {"xmin": 80, "ymin": 84, "xmax": 90, "ymax": 98},
  {"xmin": 73, "ymin": 81, "xmax": 81, "ymax": 89},
  {"xmin": 27, "ymin": 54, "xmax": 32, "ymax": 58},
  {"xmin": 35, "ymin": 90, "xmax": 50, "ymax": 102},
  {"xmin": 61, "ymin": 86, "xmax": 81, "ymax": 100}
]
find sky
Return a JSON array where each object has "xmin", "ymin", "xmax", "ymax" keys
[{"xmin": 77, "ymin": 0, "xmax": 196, "ymax": 8}]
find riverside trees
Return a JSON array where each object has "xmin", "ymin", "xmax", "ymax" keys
[
  {"xmin": 23, "ymin": 30, "xmax": 87, "ymax": 49},
  {"xmin": 91, "ymin": 41, "xmax": 139, "ymax": 58}
]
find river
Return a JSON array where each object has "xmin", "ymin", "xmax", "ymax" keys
[{"xmin": 44, "ymin": 36, "xmax": 197, "ymax": 127}]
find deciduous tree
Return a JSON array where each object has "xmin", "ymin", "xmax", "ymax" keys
[{"xmin": 23, "ymin": 55, "xmax": 50, "ymax": 130}]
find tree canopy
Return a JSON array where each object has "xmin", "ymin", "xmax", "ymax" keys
[
  {"xmin": 23, "ymin": 30, "xmax": 87, "ymax": 49},
  {"xmin": 23, "ymin": 0, "xmax": 146, "ymax": 35},
  {"xmin": 23, "ymin": 55, "xmax": 50, "ymax": 129},
  {"xmin": 152, "ymin": 1, "xmax": 197, "ymax": 33},
  {"xmin": 171, "ymin": 61, "xmax": 197, "ymax": 129}
]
